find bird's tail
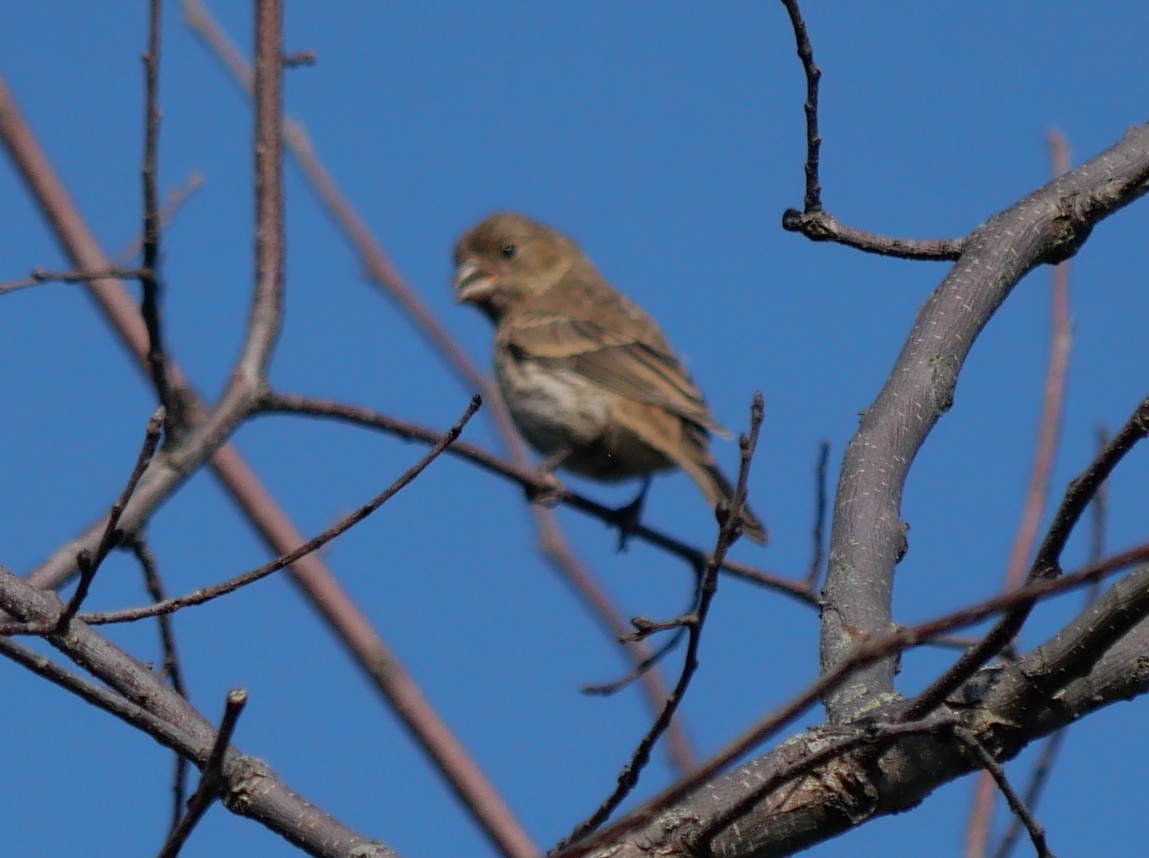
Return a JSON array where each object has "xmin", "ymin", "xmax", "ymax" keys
[
  {"xmin": 691, "ymin": 460, "xmax": 768, "ymax": 545},
  {"xmin": 612, "ymin": 401, "xmax": 768, "ymax": 544}
]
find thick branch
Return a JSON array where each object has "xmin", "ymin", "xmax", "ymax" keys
[
  {"xmin": 0, "ymin": 564, "xmax": 392, "ymax": 857},
  {"xmin": 573, "ymin": 561, "xmax": 1149, "ymax": 858},
  {"xmin": 0, "ymin": 63, "xmax": 537, "ymax": 858},
  {"xmin": 821, "ymin": 123, "xmax": 1149, "ymax": 722}
]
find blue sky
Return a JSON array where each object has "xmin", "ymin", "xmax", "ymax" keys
[{"xmin": 2, "ymin": 3, "xmax": 1149, "ymax": 856}]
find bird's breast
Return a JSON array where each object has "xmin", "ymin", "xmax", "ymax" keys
[{"xmin": 496, "ymin": 350, "xmax": 612, "ymax": 455}]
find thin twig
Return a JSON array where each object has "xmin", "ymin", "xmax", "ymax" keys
[
  {"xmin": 905, "ymin": 394, "xmax": 1149, "ymax": 722},
  {"xmin": 0, "ymin": 277, "xmax": 40, "ymax": 294},
  {"xmin": 993, "ymin": 422, "xmax": 1109, "ymax": 858},
  {"xmin": 778, "ymin": 0, "xmax": 963, "ymax": 260},
  {"xmin": 991, "ymin": 728, "xmax": 1067, "ymax": 858},
  {"xmin": 806, "ymin": 440, "xmax": 829, "ymax": 587},
  {"xmin": 259, "ymin": 392, "xmax": 816, "ymax": 605},
  {"xmin": 14, "ymin": 267, "xmax": 149, "ymax": 287},
  {"xmin": 561, "ymin": 395, "xmax": 766, "ymax": 845},
  {"xmin": 780, "ymin": 0, "xmax": 822, "ymax": 214},
  {"xmin": 73, "ymin": 409, "xmax": 164, "ymax": 584},
  {"xmin": 281, "ymin": 49, "xmax": 316, "ymax": 67},
  {"xmin": 133, "ymin": 539, "xmax": 189, "ymax": 696},
  {"xmin": 580, "ymin": 627, "xmax": 688, "ymax": 695},
  {"xmin": 131, "ymin": 537, "xmax": 191, "ymax": 832},
  {"xmin": 1, "ymin": 265, "xmax": 156, "ymax": 294},
  {"xmin": 79, "ymin": 397, "xmax": 479, "ymax": 625},
  {"xmin": 157, "ymin": 689, "xmax": 248, "ymax": 858},
  {"xmin": 560, "ymin": 543, "xmax": 1149, "ymax": 857},
  {"xmin": 954, "ymin": 727, "xmax": 1054, "ymax": 858},
  {"xmin": 114, "ymin": 172, "xmax": 204, "ymax": 265},
  {"xmin": 183, "ymin": 0, "xmax": 707, "ymax": 780},
  {"xmin": 139, "ymin": 0, "xmax": 181, "ymax": 436},
  {"xmin": 22, "ymin": 409, "xmax": 166, "ymax": 633}
]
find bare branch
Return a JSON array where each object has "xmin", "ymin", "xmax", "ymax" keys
[
  {"xmin": 158, "ymin": 689, "xmax": 249, "ymax": 858},
  {"xmin": 561, "ymin": 551, "xmax": 1149, "ymax": 858},
  {"xmin": 0, "ymin": 564, "xmax": 393, "ymax": 856},
  {"xmin": 0, "ymin": 67, "xmax": 535, "ymax": 858},
  {"xmin": 806, "ymin": 440, "xmax": 829, "ymax": 588},
  {"xmin": 563, "ymin": 394, "xmax": 766, "ymax": 846},
  {"xmin": 130, "ymin": 536, "xmax": 192, "ymax": 831},
  {"xmin": 80, "ymin": 396, "xmax": 480, "ymax": 625},
  {"xmin": 181, "ymin": 0, "xmax": 691, "ymax": 777},
  {"xmin": 967, "ymin": 126, "xmax": 1074, "ymax": 858},
  {"xmin": 138, "ymin": 0, "xmax": 181, "ymax": 435},
  {"xmin": 778, "ymin": 0, "xmax": 964, "ymax": 260},
  {"xmin": 955, "ymin": 728, "xmax": 1053, "ymax": 858},
  {"xmin": 823, "ymin": 128, "xmax": 1149, "ymax": 724},
  {"xmin": 907, "ymin": 394, "xmax": 1149, "ymax": 721}
]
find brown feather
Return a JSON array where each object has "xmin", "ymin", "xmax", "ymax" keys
[
  {"xmin": 504, "ymin": 318, "xmax": 725, "ymax": 434},
  {"xmin": 454, "ymin": 211, "xmax": 766, "ymax": 544}
]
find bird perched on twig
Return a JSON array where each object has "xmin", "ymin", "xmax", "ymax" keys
[{"xmin": 452, "ymin": 212, "xmax": 766, "ymax": 544}]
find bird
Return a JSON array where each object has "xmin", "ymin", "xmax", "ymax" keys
[{"xmin": 452, "ymin": 211, "xmax": 766, "ymax": 544}]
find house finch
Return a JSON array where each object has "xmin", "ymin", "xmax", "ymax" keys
[{"xmin": 453, "ymin": 212, "xmax": 766, "ymax": 544}]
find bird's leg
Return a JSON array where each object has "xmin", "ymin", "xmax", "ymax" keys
[
  {"xmin": 613, "ymin": 477, "xmax": 651, "ymax": 552},
  {"xmin": 525, "ymin": 448, "xmax": 571, "ymax": 507}
]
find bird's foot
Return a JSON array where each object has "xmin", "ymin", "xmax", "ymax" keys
[{"xmin": 613, "ymin": 478, "xmax": 651, "ymax": 552}]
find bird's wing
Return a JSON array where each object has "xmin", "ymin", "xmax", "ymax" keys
[{"xmin": 506, "ymin": 317, "xmax": 728, "ymax": 435}]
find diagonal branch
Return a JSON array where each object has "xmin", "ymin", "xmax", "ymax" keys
[
  {"xmin": 0, "ymin": 52, "xmax": 538, "ymax": 858},
  {"xmin": 560, "ymin": 550, "xmax": 1149, "ymax": 858},
  {"xmin": 821, "ymin": 124, "xmax": 1149, "ymax": 724},
  {"xmin": 906, "ymin": 393, "xmax": 1149, "ymax": 722},
  {"xmin": 259, "ymin": 391, "xmax": 814, "ymax": 604},
  {"xmin": 0, "ymin": 562, "xmax": 394, "ymax": 856},
  {"xmin": 79, "ymin": 397, "xmax": 479, "ymax": 625},
  {"xmin": 181, "ymin": 0, "xmax": 698, "ymax": 772}
]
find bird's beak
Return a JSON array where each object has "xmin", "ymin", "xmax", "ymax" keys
[{"xmin": 453, "ymin": 259, "xmax": 495, "ymax": 303}]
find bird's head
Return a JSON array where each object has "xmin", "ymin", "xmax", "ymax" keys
[{"xmin": 452, "ymin": 212, "xmax": 576, "ymax": 319}]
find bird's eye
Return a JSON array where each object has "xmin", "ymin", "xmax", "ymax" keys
[{"xmin": 500, "ymin": 243, "xmax": 517, "ymax": 259}]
